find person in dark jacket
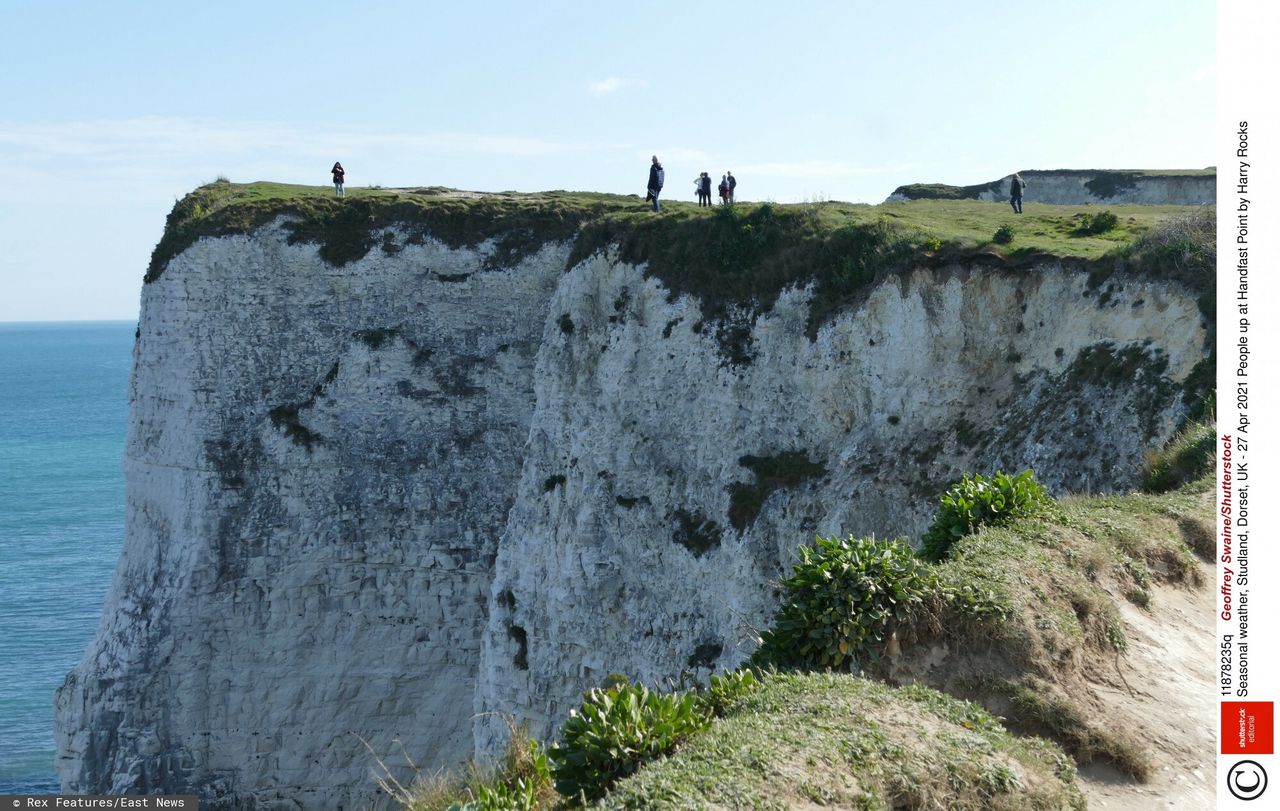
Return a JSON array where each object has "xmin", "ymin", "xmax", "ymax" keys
[
  {"xmin": 1009, "ymin": 173, "xmax": 1025, "ymax": 213},
  {"xmin": 697, "ymin": 172, "xmax": 712, "ymax": 207},
  {"xmin": 646, "ymin": 156, "xmax": 665, "ymax": 212},
  {"xmin": 332, "ymin": 162, "xmax": 346, "ymax": 197},
  {"xmin": 726, "ymin": 171, "xmax": 736, "ymax": 203}
]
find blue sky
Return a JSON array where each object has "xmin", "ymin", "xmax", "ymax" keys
[{"xmin": 1, "ymin": 0, "xmax": 1214, "ymax": 321}]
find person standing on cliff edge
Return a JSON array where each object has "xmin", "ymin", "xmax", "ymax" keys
[
  {"xmin": 694, "ymin": 172, "xmax": 710, "ymax": 207},
  {"xmin": 332, "ymin": 162, "xmax": 346, "ymax": 197},
  {"xmin": 646, "ymin": 156, "xmax": 665, "ymax": 212},
  {"xmin": 727, "ymin": 171, "xmax": 737, "ymax": 203},
  {"xmin": 1009, "ymin": 172, "xmax": 1025, "ymax": 213}
]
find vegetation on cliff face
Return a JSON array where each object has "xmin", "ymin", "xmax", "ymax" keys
[
  {"xmin": 145, "ymin": 181, "xmax": 608, "ymax": 283},
  {"xmin": 1141, "ymin": 406, "xmax": 1217, "ymax": 493},
  {"xmin": 148, "ymin": 181, "xmax": 1213, "ymax": 339},
  {"xmin": 727, "ymin": 451, "xmax": 828, "ymax": 531}
]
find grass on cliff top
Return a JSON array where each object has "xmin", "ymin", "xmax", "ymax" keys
[
  {"xmin": 153, "ymin": 180, "xmax": 1203, "ymax": 273},
  {"xmin": 593, "ymin": 673, "xmax": 1085, "ymax": 811},
  {"xmin": 148, "ymin": 180, "xmax": 1214, "ymax": 337},
  {"xmin": 145, "ymin": 181, "xmax": 622, "ymax": 283}
]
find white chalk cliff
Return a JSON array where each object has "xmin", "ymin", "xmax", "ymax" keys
[
  {"xmin": 56, "ymin": 210, "xmax": 1209, "ymax": 809},
  {"xmin": 886, "ymin": 169, "xmax": 1215, "ymax": 205}
]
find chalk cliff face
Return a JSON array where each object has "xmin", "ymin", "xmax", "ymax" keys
[
  {"xmin": 472, "ymin": 253, "xmax": 1206, "ymax": 754},
  {"xmin": 56, "ymin": 215, "xmax": 1208, "ymax": 809},
  {"xmin": 55, "ymin": 226, "xmax": 563, "ymax": 808},
  {"xmin": 886, "ymin": 170, "xmax": 1215, "ymax": 205}
]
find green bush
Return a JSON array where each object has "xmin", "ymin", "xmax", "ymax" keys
[
  {"xmin": 459, "ymin": 771, "xmax": 544, "ymax": 811},
  {"xmin": 752, "ymin": 536, "xmax": 936, "ymax": 671},
  {"xmin": 919, "ymin": 471, "xmax": 1054, "ymax": 562},
  {"xmin": 1075, "ymin": 210, "xmax": 1119, "ymax": 235},
  {"xmin": 549, "ymin": 677, "xmax": 709, "ymax": 802},
  {"xmin": 698, "ymin": 668, "xmax": 762, "ymax": 718},
  {"xmin": 993, "ymin": 225, "xmax": 1014, "ymax": 244}
]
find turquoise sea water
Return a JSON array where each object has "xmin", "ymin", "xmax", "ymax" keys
[{"xmin": 0, "ymin": 321, "xmax": 133, "ymax": 793}]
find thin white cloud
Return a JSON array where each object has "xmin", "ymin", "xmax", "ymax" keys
[
  {"xmin": 735, "ymin": 160, "xmax": 917, "ymax": 179},
  {"xmin": 0, "ymin": 117, "xmax": 621, "ymax": 163},
  {"xmin": 588, "ymin": 77, "xmax": 648, "ymax": 96}
]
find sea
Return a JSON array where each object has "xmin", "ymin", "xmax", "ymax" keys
[{"xmin": 0, "ymin": 321, "xmax": 133, "ymax": 793}]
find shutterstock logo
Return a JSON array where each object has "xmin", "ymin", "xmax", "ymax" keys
[{"xmin": 1227, "ymin": 760, "xmax": 1268, "ymax": 801}]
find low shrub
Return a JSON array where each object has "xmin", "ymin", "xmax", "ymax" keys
[
  {"xmin": 920, "ymin": 471, "xmax": 1053, "ymax": 562},
  {"xmin": 549, "ymin": 677, "xmax": 709, "ymax": 803},
  {"xmin": 698, "ymin": 668, "xmax": 762, "ymax": 718},
  {"xmin": 993, "ymin": 225, "xmax": 1014, "ymax": 244},
  {"xmin": 1074, "ymin": 210, "xmax": 1119, "ymax": 235},
  {"xmin": 752, "ymin": 536, "xmax": 937, "ymax": 671},
  {"xmin": 1127, "ymin": 207, "xmax": 1215, "ymax": 275}
]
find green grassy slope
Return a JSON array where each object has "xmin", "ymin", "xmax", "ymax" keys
[{"xmin": 595, "ymin": 674, "xmax": 1086, "ymax": 811}]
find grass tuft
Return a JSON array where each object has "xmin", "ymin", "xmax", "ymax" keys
[
  {"xmin": 370, "ymin": 720, "xmax": 555, "ymax": 811},
  {"xmin": 1141, "ymin": 405, "xmax": 1216, "ymax": 493}
]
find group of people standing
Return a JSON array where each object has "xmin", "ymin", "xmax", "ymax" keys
[
  {"xmin": 694, "ymin": 171, "xmax": 736, "ymax": 207},
  {"xmin": 329, "ymin": 157, "xmax": 1018, "ymax": 217},
  {"xmin": 330, "ymin": 155, "xmax": 737, "ymax": 213},
  {"xmin": 645, "ymin": 156, "xmax": 737, "ymax": 212}
]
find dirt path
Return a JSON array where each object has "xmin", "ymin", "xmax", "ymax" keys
[{"xmin": 1079, "ymin": 563, "xmax": 1215, "ymax": 809}]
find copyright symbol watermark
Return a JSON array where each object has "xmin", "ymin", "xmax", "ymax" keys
[{"xmin": 1228, "ymin": 760, "xmax": 1268, "ymax": 801}]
